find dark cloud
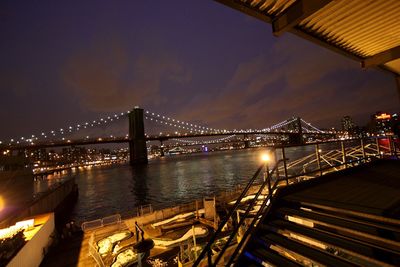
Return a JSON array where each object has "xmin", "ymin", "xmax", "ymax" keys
[
  {"xmin": 177, "ymin": 35, "xmax": 399, "ymax": 129},
  {"xmin": 0, "ymin": 1, "xmax": 399, "ymax": 140},
  {"xmin": 62, "ymin": 38, "xmax": 191, "ymax": 112}
]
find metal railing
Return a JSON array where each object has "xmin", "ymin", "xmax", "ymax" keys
[
  {"xmin": 276, "ymin": 136, "xmax": 398, "ymax": 184},
  {"xmin": 193, "ymin": 136, "xmax": 398, "ymax": 266},
  {"xmin": 192, "ymin": 159, "xmax": 286, "ymax": 266}
]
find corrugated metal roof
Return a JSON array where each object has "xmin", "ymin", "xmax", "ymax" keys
[
  {"xmin": 298, "ymin": 0, "xmax": 400, "ymax": 58},
  {"xmin": 216, "ymin": 0, "xmax": 400, "ymax": 76},
  {"xmin": 240, "ymin": 0, "xmax": 298, "ymax": 16}
]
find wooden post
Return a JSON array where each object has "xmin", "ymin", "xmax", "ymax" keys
[
  {"xmin": 281, "ymin": 147, "xmax": 289, "ymax": 185},
  {"xmin": 341, "ymin": 141, "xmax": 347, "ymax": 168},
  {"xmin": 361, "ymin": 138, "xmax": 366, "ymax": 160},
  {"xmin": 315, "ymin": 144, "xmax": 322, "ymax": 176}
]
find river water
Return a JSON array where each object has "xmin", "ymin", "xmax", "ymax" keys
[{"xmin": 58, "ymin": 146, "xmax": 318, "ymax": 224}]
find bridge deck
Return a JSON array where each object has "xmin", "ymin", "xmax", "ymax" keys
[{"xmin": 284, "ymin": 159, "xmax": 400, "ymax": 219}]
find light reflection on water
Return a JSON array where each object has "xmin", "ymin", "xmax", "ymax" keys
[{"xmin": 56, "ymin": 147, "xmax": 315, "ymax": 223}]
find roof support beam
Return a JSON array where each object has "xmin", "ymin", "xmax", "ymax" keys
[
  {"xmin": 362, "ymin": 45, "xmax": 400, "ymax": 68},
  {"xmin": 272, "ymin": 0, "xmax": 332, "ymax": 36},
  {"xmin": 215, "ymin": 0, "xmax": 271, "ymax": 24}
]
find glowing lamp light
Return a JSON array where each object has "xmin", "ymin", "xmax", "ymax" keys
[{"xmin": 261, "ymin": 153, "xmax": 270, "ymax": 162}]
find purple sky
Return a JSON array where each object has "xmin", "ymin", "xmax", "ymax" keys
[{"xmin": 0, "ymin": 0, "xmax": 399, "ymax": 141}]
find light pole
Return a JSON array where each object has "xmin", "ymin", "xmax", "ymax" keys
[{"xmin": 261, "ymin": 153, "xmax": 271, "ymax": 193}]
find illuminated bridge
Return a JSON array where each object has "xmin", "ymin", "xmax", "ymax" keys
[{"xmin": 0, "ymin": 107, "xmax": 336, "ymax": 165}]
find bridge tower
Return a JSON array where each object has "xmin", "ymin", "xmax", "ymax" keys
[
  {"xmin": 288, "ymin": 117, "xmax": 304, "ymax": 145},
  {"xmin": 129, "ymin": 107, "xmax": 148, "ymax": 165},
  {"xmin": 243, "ymin": 134, "xmax": 250, "ymax": 148}
]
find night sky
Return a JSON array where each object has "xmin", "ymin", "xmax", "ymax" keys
[{"xmin": 1, "ymin": 0, "xmax": 399, "ymax": 141}]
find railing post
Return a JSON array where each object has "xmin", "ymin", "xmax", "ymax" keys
[
  {"xmin": 315, "ymin": 144, "xmax": 322, "ymax": 176},
  {"xmin": 361, "ymin": 138, "xmax": 366, "ymax": 161},
  {"xmin": 389, "ymin": 136, "xmax": 394, "ymax": 156},
  {"xmin": 341, "ymin": 141, "xmax": 347, "ymax": 168},
  {"xmin": 207, "ymin": 248, "xmax": 212, "ymax": 266},
  {"xmin": 376, "ymin": 137, "xmax": 381, "ymax": 158},
  {"xmin": 266, "ymin": 165, "xmax": 271, "ymax": 194},
  {"xmin": 281, "ymin": 147, "xmax": 289, "ymax": 185},
  {"xmin": 275, "ymin": 162, "xmax": 280, "ymax": 183}
]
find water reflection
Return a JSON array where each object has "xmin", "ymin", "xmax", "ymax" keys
[
  {"xmin": 130, "ymin": 165, "xmax": 150, "ymax": 206},
  {"xmin": 62, "ymin": 147, "xmax": 317, "ymax": 223}
]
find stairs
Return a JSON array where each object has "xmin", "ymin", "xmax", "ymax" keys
[{"xmin": 238, "ymin": 198, "xmax": 400, "ymax": 266}]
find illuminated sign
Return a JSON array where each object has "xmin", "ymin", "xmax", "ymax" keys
[{"xmin": 376, "ymin": 113, "xmax": 391, "ymax": 120}]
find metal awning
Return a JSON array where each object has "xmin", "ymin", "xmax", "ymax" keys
[{"xmin": 216, "ymin": 0, "xmax": 400, "ymax": 77}]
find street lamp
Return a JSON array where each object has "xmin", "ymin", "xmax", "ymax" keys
[
  {"xmin": 261, "ymin": 152, "xmax": 272, "ymax": 194},
  {"xmin": 261, "ymin": 153, "xmax": 270, "ymax": 163}
]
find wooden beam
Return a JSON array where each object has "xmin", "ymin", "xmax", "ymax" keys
[
  {"xmin": 272, "ymin": 0, "xmax": 332, "ymax": 36},
  {"xmin": 215, "ymin": 0, "xmax": 272, "ymax": 24},
  {"xmin": 362, "ymin": 45, "xmax": 400, "ymax": 68}
]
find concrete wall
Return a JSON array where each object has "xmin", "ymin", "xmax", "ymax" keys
[{"xmin": 7, "ymin": 213, "xmax": 55, "ymax": 267}]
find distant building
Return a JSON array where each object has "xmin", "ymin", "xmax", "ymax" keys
[
  {"xmin": 341, "ymin": 116, "xmax": 356, "ymax": 133},
  {"xmin": 372, "ymin": 112, "xmax": 394, "ymax": 135}
]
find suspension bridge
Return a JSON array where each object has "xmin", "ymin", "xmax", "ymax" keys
[{"xmin": 0, "ymin": 107, "xmax": 336, "ymax": 165}]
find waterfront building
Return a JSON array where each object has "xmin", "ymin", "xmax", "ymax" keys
[
  {"xmin": 341, "ymin": 115, "xmax": 356, "ymax": 133},
  {"xmin": 372, "ymin": 112, "xmax": 395, "ymax": 135}
]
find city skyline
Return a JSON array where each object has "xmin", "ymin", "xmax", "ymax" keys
[{"xmin": 1, "ymin": 0, "xmax": 399, "ymax": 141}]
